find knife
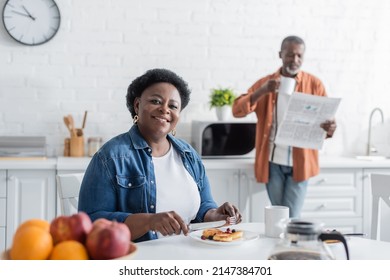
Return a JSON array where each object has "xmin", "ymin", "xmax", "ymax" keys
[{"xmin": 188, "ymin": 220, "xmax": 226, "ymax": 231}]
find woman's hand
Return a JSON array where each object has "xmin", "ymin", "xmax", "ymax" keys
[
  {"xmin": 149, "ymin": 211, "xmax": 188, "ymax": 236},
  {"xmin": 125, "ymin": 211, "xmax": 188, "ymax": 240},
  {"xmin": 204, "ymin": 202, "xmax": 242, "ymax": 224}
]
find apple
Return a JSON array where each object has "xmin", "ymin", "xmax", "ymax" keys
[
  {"xmin": 50, "ymin": 212, "xmax": 93, "ymax": 244},
  {"xmin": 86, "ymin": 219, "xmax": 131, "ymax": 260}
]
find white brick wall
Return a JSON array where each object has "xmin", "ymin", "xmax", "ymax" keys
[{"xmin": 1, "ymin": 0, "xmax": 390, "ymax": 157}]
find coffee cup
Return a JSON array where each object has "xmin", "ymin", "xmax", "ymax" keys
[
  {"xmin": 265, "ymin": 205, "xmax": 289, "ymax": 238},
  {"xmin": 279, "ymin": 76, "xmax": 296, "ymax": 95}
]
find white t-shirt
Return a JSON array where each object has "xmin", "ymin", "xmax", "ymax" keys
[
  {"xmin": 268, "ymin": 78, "xmax": 296, "ymax": 166},
  {"xmin": 153, "ymin": 144, "xmax": 201, "ymax": 237}
]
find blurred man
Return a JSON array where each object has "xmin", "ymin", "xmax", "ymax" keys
[{"xmin": 232, "ymin": 35, "xmax": 336, "ymax": 218}]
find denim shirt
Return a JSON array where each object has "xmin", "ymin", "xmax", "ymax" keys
[{"xmin": 78, "ymin": 125, "xmax": 218, "ymax": 242}]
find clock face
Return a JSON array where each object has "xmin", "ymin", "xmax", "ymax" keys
[{"xmin": 2, "ymin": 0, "xmax": 61, "ymax": 46}]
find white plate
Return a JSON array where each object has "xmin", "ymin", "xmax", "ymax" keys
[{"xmin": 189, "ymin": 229, "xmax": 259, "ymax": 246}]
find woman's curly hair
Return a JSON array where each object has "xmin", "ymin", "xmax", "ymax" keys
[{"xmin": 126, "ymin": 68, "xmax": 191, "ymax": 118}]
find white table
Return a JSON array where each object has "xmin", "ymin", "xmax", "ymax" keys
[{"xmin": 133, "ymin": 223, "xmax": 390, "ymax": 260}]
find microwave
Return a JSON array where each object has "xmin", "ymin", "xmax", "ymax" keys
[{"xmin": 191, "ymin": 121, "xmax": 257, "ymax": 158}]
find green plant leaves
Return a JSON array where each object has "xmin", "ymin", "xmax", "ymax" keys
[{"xmin": 209, "ymin": 87, "xmax": 237, "ymax": 108}]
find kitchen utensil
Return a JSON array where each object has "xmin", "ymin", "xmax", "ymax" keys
[
  {"xmin": 268, "ymin": 219, "xmax": 350, "ymax": 260},
  {"xmin": 82, "ymin": 111, "xmax": 88, "ymax": 129},
  {"xmin": 63, "ymin": 116, "xmax": 72, "ymax": 133},
  {"xmin": 67, "ymin": 114, "xmax": 74, "ymax": 128},
  {"xmin": 228, "ymin": 216, "xmax": 237, "ymax": 225},
  {"xmin": 66, "ymin": 114, "xmax": 77, "ymax": 137},
  {"xmin": 188, "ymin": 220, "xmax": 226, "ymax": 231},
  {"xmin": 75, "ymin": 128, "xmax": 83, "ymax": 137}
]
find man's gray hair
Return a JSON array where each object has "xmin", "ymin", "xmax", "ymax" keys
[{"xmin": 281, "ymin": 36, "xmax": 305, "ymax": 50}]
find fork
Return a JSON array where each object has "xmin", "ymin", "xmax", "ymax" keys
[{"xmin": 228, "ymin": 216, "xmax": 237, "ymax": 225}]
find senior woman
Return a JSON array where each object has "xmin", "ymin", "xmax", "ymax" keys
[{"xmin": 78, "ymin": 68, "xmax": 242, "ymax": 242}]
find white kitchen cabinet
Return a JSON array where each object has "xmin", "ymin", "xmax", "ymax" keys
[
  {"xmin": 238, "ymin": 168, "xmax": 269, "ymax": 223},
  {"xmin": 5, "ymin": 170, "xmax": 56, "ymax": 248},
  {"xmin": 302, "ymin": 168, "xmax": 364, "ymax": 232},
  {"xmin": 206, "ymin": 168, "xmax": 270, "ymax": 223},
  {"xmin": 207, "ymin": 166, "xmax": 366, "ymax": 231},
  {"xmin": 206, "ymin": 169, "xmax": 240, "ymax": 210},
  {"xmin": 0, "ymin": 170, "xmax": 7, "ymax": 252}
]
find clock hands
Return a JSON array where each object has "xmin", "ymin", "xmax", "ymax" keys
[
  {"xmin": 11, "ymin": 6, "xmax": 36, "ymax": 21},
  {"xmin": 11, "ymin": 10, "xmax": 31, "ymax": 18},
  {"xmin": 21, "ymin": 5, "xmax": 36, "ymax": 20}
]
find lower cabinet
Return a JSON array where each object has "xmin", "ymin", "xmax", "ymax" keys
[
  {"xmin": 0, "ymin": 170, "xmax": 7, "ymax": 252},
  {"xmin": 302, "ymin": 168, "xmax": 364, "ymax": 232},
  {"xmin": 3, "ymin": 169, "xmax": 56, "ymax": 249},
  {"xmin": 206, "ymin": 168, "xmax": 270, "ymax": 223},
  {"xmin": 207, "ymin": 166, "xmax": 370, "ymax": 232},
  {"xmin": 1, "ymin": 158, "xmax": 387, "ymax": 252}
]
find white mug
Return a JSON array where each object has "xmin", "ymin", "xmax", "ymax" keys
[
  {"xmin": 265, "ymin": 205, "xmax": 289, "ymax": 238},
  {"xmin": 279, "ymin": 76, "xmax": 296, "ymax": 95}
]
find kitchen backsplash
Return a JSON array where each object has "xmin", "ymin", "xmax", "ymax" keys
[{"xmin": 1, "ymin": 0, "xmax": 390, "ymax": 157}]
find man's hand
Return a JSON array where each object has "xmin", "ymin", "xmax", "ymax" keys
[
  {"xmin": 320, "ymin": 119, "xmax": 337, "ymax": 138},
  {"xmin": 262, "ymin": 78, "xmax": 280, "ymax": 94},
  {"xmin": 251, "ymin": 78, "xmax": 280, "ymax": 105}
]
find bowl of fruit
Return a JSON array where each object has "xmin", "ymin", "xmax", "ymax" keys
[{"xmin": 1, "ymin": 212, "xmax": 137, "ymax": 260}]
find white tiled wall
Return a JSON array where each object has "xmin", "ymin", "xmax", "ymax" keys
[{"xmin": 1, "ymin": 0, "xmax": 390, "ymax": 157}]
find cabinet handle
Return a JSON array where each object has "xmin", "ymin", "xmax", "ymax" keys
[
  {"xmin": 317, "ymin": 178, "xmax": 327, "ymax": 184},
  {"xmin": 317, "ymin": 204, "xmax": 326, "ymax": 210}
]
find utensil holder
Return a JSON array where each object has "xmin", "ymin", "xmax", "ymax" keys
[
  {"xmin": 63, "ymin": 138, "xmax": 70, "ymax": 157},
  {"xmin": 70, "ymin": 136, "xmax": 84, "ymax": 157}
]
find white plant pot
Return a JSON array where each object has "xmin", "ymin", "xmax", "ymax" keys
[{"xmin": 215, "ymin": 106, "xmax": 232, "ymax": 121}]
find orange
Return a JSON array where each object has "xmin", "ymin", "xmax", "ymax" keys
[
  {"xmin": 10, "ymin": 225, "xmax": 53, "ymax": 260},
  {"xmin": 15, "ymin": 219, "xmax": 50, "ymax": 234},
  {"xmin": 49, "ymin": 240, "xmax": 89, "ymax": 260}
]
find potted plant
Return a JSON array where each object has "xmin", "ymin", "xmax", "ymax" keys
[{"xmin": 209, "ymin": 87, "xmax": 237, "ymax": 121}]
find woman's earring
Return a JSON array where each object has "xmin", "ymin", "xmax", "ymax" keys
[
  {"xmin": 133, "ymin": 115, "xmax": 139, "ymax": 124},
  {"xmin": 171, "ymin": 129, "xmax": 176, "ymax": 136}
]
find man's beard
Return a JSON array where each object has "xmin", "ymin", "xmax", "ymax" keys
[{"xmin": 286, "ymin": 65, "xmax": 300, "ymax": 76}]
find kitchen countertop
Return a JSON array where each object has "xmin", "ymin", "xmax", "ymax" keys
[
  {"xmin": 1, "ymin": 156, "xmax": 390, "ymax": 170},
  {"xmin": 0, "ymin": 157, "xmax": 57, "ymax": 169}
]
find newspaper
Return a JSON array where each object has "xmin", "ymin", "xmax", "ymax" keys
[{"xmin": 274, "ymin": 92, "xmax": 341, "ymax": 150}]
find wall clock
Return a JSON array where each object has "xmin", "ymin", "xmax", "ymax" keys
[{"xmin": 2, "ymin": 0, "xmax": 61, "ymax": 46}]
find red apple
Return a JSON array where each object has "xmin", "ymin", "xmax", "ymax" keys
[
  {"xmin": 50, "ymin": 212, "xmax": 93, "ymax": 244},
  {"xmin": 86, "ymin": 219, "xmax": 131, "ymax": 260}
]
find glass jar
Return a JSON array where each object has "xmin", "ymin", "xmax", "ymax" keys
[
  {"xmin": 267, "ymin": 219, "xmax": 350, "ymax": 260},
  {"xmin": 87, "ymin": 137, "xmax": 102, "ymax": 157}
]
